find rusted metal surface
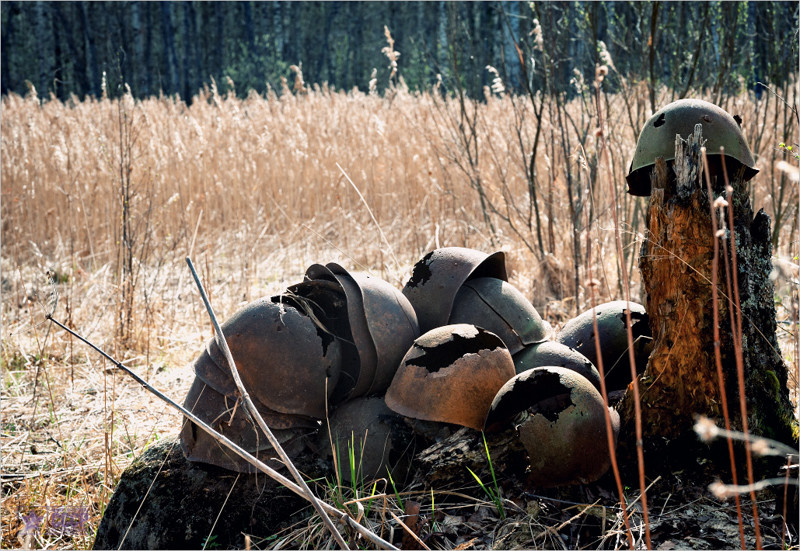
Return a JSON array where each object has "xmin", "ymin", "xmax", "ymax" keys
[
  {"xmin": 401, "ymin": 247, "xmax": 507, "ymax": 334},
  {"xmin": 201, "ymin": 298, "xmax": 342, "ymax": 419},
  {"xmin": 193, "ymin": 344, "xmax": 238, "ymax": 397},
  {"xmin": 626, "ymin": 99, "xmax": 758, "ymax": 196},
  {"xmin": 341, "ymin": 268, "xmax": 420, "ymax": 394},
  {"xmin": 283, "ymin": 269, "xmax": 360, "ymax": 404},
  {"xmin": 319, "ymin": 265, "xmax": 378, "ymax": 399},
  {"xmin": 385, "ymin": 324, "xmax": 515, "ymax": 431},
  {"xmin": 322, "ymin": 396, "xmax": 413, "ymax": 484},
  {"xmin": 485, "ymin": 367, "xmax": 619, "ymax": 487},
  {"xmin": 180, "ymin": 378, "xmax": 318, "ymax": 473},
  {"xmin": 555, "ymin": 300, "xmax": 652, "ymax": 391},
  {"xmin": 513, "ymin": 340, "xmax": 602, "ymax": 391},
  {"xmin": 449, "ymin": 277, "xmax": 550, "ymax": 354}
]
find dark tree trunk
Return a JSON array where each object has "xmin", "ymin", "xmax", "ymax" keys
[
  {"xmin": 52, "ymin": 4, "xmax": 63, "ymax": 99},
  {"xmin": 130, "ymin": 1, "xmax": 144, "ymax": 95},
  {"xmin": 79, "ymin": 2, "xmax": 99, "ymax": 97},
  {"xmin": 182, "ymin": 2, "xmax": 194, "ymax": 101},
  {"xmin": 143, "ymin": 2, "xmax": 152, "ymax": 96},
  {"xmin": 214, "ymin": 2, "xmax": 224, "ymax": 82},
  {"xmin": 647, "ymin": 1, "xmax": 660, "ymax": 113},
  {"xmin": 243, "ymin": 1, "xmax": 255, "ymax": 53},
  {"xmin": 189, "ymin": 3, "xmax": 202, "ymax": 97},
  {"xmin": 161, "ymin": 2, "xmax": 179, "ymax": 96},
  {"xmin": 319, "ymin": 2, "xmax": 335, "ymax": 84},
  {"xmin": 1, "ymin": 1, "xmax": 15, "ymax": 95},
  {"xmin": 35, "ymin": 1, "xmax": 51, "ymax": 97},
  {"xmin": 53, "ymin": 3, "xmax": 85, "ymax": 97}
]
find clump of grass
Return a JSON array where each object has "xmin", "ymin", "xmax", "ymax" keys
[{"xmin": 466, "ymin": 433, "xmax": 506, "ymax": 520}]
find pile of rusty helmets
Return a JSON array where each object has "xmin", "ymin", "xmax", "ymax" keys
[
  {"xmin": 180, "ymin": 262, "xmax": 420, "ymax": 473},
  {"xmin": 180, "ymin": 247, "xmax": 652, "ymax": 487},
  {"xmin": 386, "ymin": 248, "xmax": 651, "ymax": 487}
]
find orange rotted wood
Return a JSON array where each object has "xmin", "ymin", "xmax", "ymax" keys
[{"xmin": 635, "ymin": 161, "xmax": 723, "ymax": 439}]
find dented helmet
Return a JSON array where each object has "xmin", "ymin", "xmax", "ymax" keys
[
  {"xmin": 180, "ymin": 377, "xmax": 318, "ymax": 473},
  {"xmin": 191, "ymin": 348, "xmax": 324, "ymax": 429},
  {"xmin": 302, "ymin": 264, "xmax": 376, "ymax": 401},
  {"xmin": 300, "ymin": 263, "xmax": 420, "ymax": 401},
  {"xmin": 385, "ymin": 324, "xmax": 516, "ymax": 431},
  {"xmin": 199, "ymin": 298, "xmax": 342, "ymax": 419},
  {"xmin": 402, "ymin": 247, "xmax": 507, "ymax": 334},
  {"xmin": 328, "ymin": 264, "xmax": 420, "ymax": 395},
  {"xmin": 484, "ymin": 367, "xmax": 619, "ymax": 487},
  {"xmin": 555, "ymin": 301, "xmax": 652, "ymax": 391},
  {"xmin": 449, "ymin": 277, "xmax": 551, "ymax": 354},
  {"xmin": 626, "ymin": 99, "xmax": 758, "ymax": 196},
  {"xmin": 513, "ymin": 340, "xmax": 602, "ymax": 392}
]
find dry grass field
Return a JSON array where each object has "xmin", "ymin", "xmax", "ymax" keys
[{"xmin": 1, "ymin": 79, "xmax": 798, "ymax": 548}]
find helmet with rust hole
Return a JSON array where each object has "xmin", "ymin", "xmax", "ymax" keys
[
  {"xmin": 555, "ymin": 301, "xmax": 652, "ymax": 391},
  {"xmin": 385, "ymin": 324, "xmax": 516, "ymax": 431},
  {"xmin": 180, "ymin": 377, "xmax": 318, "ymax": 473},
  {"xmin": 484, "ymin": 367, "xmax": 619, "ymax": 487},
  {"xmin": 300, "ymin": 264, "xmax": 376, "ymax": 402},
  {"xmin": 198, "ymin": 298, "xmax": 342, "ymax": 419},
  {"xmin": 449, "ymin": 277, "xmax": 551, "ymax": 354},
  {"xmin": 513, "ymin": 340, "xmax": 602, "ymax": 392},
  {"xmin": 402, "ymin": 247, "xmax": 507, "ymax": 334},
  {"xmin": 626, "ymin": 99, "xmax": 758, "ymax": 196}
]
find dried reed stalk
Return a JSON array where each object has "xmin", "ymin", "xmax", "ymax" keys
[
  {"xmin": 594, "ymin": 76, "xmax": 650, "ymax": 549},
  {"xmin": 585, "ymin": 220, "xmax": 634, "ymax": 549},
  {"xmin": 701, "ymin": 147, "xmax": 747, "ymax": 549},
  {"xmin": 717, "ymin": 149, "xmax": 763, "ymax": 548}
]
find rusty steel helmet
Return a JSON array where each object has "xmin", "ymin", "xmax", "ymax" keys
[
  {"xmin": 512, "ymin": 340, "xmax": 602, "ymax": 392},
  {"xmin": 484, "ymin": 367, "xmax": 619, "ymax": 487},
  {"xmin": 300, "ymin": 263, "xmax": 421, "ymax": 401},
  {"xmin": 201, "ymin": 298, "xmax": 342, "ymax": 420},
  {"xmin": 191, "ymin": 347, "xmax": 323, "ymax": 428},
  {"xmin": 555, "ymin": 301, "xmax": 652, "ymax": 391},
  {"xmin": 449, "ymin": 277, "xmax": 551, "ymax": 354},
  {"xmin": 321, "ymin": 396, "xmax": 414, "ymax": 484},
  {"xmin": 385, "ymin": 324, "xmax": 516, "ymax": 431},
  {"xmin": 180, "ymin": 377, "xmax": 318, "ymax": 473},
  {"xmin": 328, "ymin": 264, "xmax": 420, "ymax": 395},
  {"xmin": 626, "ymin": 99, "xmax": 758, "ymax": 196},
  {"xmin": 402, "ymin": 247, "xmax": 508, "ymax": 334},
  {"xmin": 303, "ymin": 263, "xmax": 377, "ymax": 400}
]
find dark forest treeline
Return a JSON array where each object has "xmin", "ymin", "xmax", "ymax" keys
[{"xmin": 1, "ymin": 1, "xmax": 797, "ymax": 102}]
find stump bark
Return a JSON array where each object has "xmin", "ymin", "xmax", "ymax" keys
[{"xmin": 620, "ymin": 125, "xmax": 797, "ymax": 464}]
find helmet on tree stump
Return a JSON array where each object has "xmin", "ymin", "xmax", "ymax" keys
[{"xmin": 626, "ymin": 99, "xmax": 758, "ymax": 196}]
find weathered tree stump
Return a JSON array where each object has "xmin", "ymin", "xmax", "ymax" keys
[{"xmin": 620, "ymin": 125, "xmax": 797, "ymax": 465}]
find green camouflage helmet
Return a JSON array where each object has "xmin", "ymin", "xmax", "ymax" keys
[{"xmin": 626, "ymin": 99, "xmax": 758, "ymax": 196}]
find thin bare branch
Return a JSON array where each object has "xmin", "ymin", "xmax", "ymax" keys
[
  {"xmin": 45, "ymin": 314, "xmax": 398, "ymax": 550},
  {"xmin": 184, "ymin": 257, "xmax": 349, "ymax": 550}
]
